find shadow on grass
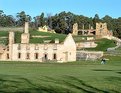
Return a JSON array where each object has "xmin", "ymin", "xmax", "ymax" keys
[
  {"xmin": 104, "ymin": 76, "xmax": 121, "ymax": 93},
  {"xmin": 43, "ymin": 75, "xmax": 110, "ymax": 93},
  {"xmin": 0, "ymin": 74, "xmax": 120, "ymax": 93},
  {"xmin": 0, "ymin": 74, "xmax": 72, "ymax": 93},
  {"xmin": 116, "ymin": 72, "xmax": 121, "ymax": 74},
  {"xmin": 92, "ymin": 69, "xmax": 113, "ymax": 71},
  {"xmin": 105, "ymin": 76, "xmax": 121, "ymax": 82}
]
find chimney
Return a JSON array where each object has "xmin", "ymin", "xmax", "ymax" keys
[{"xmin": 24, "ymin": 22, "xmax": 29, "ymax": 33}]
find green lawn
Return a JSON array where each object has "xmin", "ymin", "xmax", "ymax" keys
[
  {"xmin": 0, "ymin": 56, "xmax": 121, "ymax": 93},
  {"xmin": 84, "ymin": 38, "xmax": 116, "ymax": 52},
  {"xmin": 29, "ymin": 30, "xmax": 66, "ymax": 43}
]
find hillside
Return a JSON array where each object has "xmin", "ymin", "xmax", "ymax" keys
[
  {"xmin": 29, "ymin": 30, "xmax": 66, "ymax": 43},
  {"xmin": 0, "ymin": 31, "xmax": 66, "ymax": 44},
  {"xmin": 0, "ymin": 30, "xmax": 117, "ymax": 52},
  {"xmin": 84, "ymin": 38, "xmax": 116, "ymax": 52}
]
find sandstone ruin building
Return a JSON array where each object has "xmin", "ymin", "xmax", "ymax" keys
[
  {"xmin": 38, "ymin": 25, "xmax": 55, "ymax": 33},
  {"xmin": 72, "ymin": 22, "xmax": 113, "ymax": 36},
  {"xmin": 0, "ymin": 22, "xmax": 76, "ymax": 62}
]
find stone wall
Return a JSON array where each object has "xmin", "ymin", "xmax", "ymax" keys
[
  {"xmin": 10, "ymin": 34, "xmax": 76, "ymax": 63},
  {"xmin": 0, "ymin": 33, "xmax": 76, "ymax": 63},
  {"xmin": 72, "ymin": 23, "xmax": 78, "ymax": 35},
  {"xmin": 103, "ymin": 36, "xmax": 121, "ymax": 51},
  {"xmin": 0, "ymin": 27, "xmax": 23, "ymax": 32},
  {"xmin": 72, "ymin": 22, "xmax": 112, "ymax": 36},
  {"xmin": 76, "ymin": 51, "xmax": 103, "ymax": 60},
  {"xmin": 0, "ymin": 22, "xmax": 76, "ymax": 62},
  {"xmin": 96, "ymin": 23, "xmax": 112, "ymax": 36},
  {"xmin": 76, "ymin": 42, "xmax": 97, "ymax": 49}
]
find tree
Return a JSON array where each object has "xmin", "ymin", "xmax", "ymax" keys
[
  {"xmin": 39, "ymin": 12, "xmax": 46, "ymax": 27},
  {"xmin": 16, "ymin": 11, "xmax": 31, "ymax": 26},
  {"xmin": 0, "ymin": 10, "xmax": 15, "ymax": 27},
  {"xmin": 93, "ymin": 14, "xmax": 101, "ymax": 29},
  {"xmin": 113, "ymin": 17, "xmax": 121, "ymax": 38},
  {"xmin": 47, "ymin": 13, "xmax": 52, "ymax": 28},
  {"xmin": 102, "ymin": 15, "xmax": 113, "ymax": 30}
]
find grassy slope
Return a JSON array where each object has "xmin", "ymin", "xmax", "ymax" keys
[
  {"xmin": 73, "ymin": 35, "xmax": 95, "ymax": 42},
  {"xmin": 85, "ymin": 38, "xmax": 116, "ymax": 52},
  {"xmin": 0, "ymin": 56, "xmax": 121, "ymax": 93},
  {"xmin": 0, "ymin": 30, "xmax": 66, "ymax": 44},
  {"xmin": 0, "ymin": 31, "xmax": 9, "ymax": 45},
  {"xmin": 0, "ymin": 31, "xmax": 117, "ymax": 52},
  {"xmin": 0, "ymin": 31, "xmax": 8, "ymax": 36},
  {"xmin": 29, "ymin": 30, "xmax": 66, "ymax": 43}
]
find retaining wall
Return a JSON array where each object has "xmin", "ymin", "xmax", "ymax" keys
[{"xmin": 77, "ymin": 50, "xmax": 103, "ymax": 60}]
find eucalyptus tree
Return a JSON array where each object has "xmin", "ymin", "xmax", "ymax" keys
[{"xmin": 16, "ymin": 11, "xmax": 32, "ymax": 26}]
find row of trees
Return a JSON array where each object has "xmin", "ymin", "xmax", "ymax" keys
[{"xmin": 0, "ymin": 10, "xmax": 121, "ymax": 38}]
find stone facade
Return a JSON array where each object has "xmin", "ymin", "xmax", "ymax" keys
[
  {"xmin": 72, "ymin": 23, "xmax": 78, "ymax": 35},
  {"xmin": 77, "ymin": 51, "xmax": 103, "ymax": 60},
  {"xmin": 38, "ymin": 25, "xmax": 55, "ymax": 33},
  {"xmin": 76, "ymin": 42, "xmax": 97, "ymax": 49},
  {"xmin": 0, "ymin": 22, "xmax": 76, "ymax": 63},
  {"xmin": 72, "ymin": 22, "xmax": 113, "ymax": 36},
  {"xmin": 21, "ymin": 22, "xmax": 30, "ymax": 44},
  {"xmin": 96, "ymin": 22, "xmax": 112, "ymax": 36}
]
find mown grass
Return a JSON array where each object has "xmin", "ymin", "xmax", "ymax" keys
[{"xmin": 0, "ymin": 55, "xmax": 121, "ymax": 93}]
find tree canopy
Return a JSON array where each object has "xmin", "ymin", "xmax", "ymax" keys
[{"xmin": 0, "ymin": 10, "xmax": 121, "ymax": 38}]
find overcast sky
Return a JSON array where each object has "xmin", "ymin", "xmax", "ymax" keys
[{"xmin": 0, "ymin": 0, "xmax": 121, "ymax": 18}]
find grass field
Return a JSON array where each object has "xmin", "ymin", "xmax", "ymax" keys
[
  {"xmin": 0, "ymin": 55, "xmax": 121, "ymax": 93},
  {"xmin": 85, "ymin": 38, "xmax": 116, "ymax": 52}
]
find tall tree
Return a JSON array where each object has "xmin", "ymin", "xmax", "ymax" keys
[
  {"xmin": 113, "ymin": 17, "xmax": 121, "ymax": 38},
  {"xmin": 16, "ymin": 11, "xmax": 31, "ymax": 26},
  {"xmin": 47, "ymin": 13, "xmax": 52, "ymax": 28},
  {"xmin": 93, "ymin": 14, "xmax": 101, "ymax": 29},
  {"xmin": 39, "ymin": 12, "xmax": 45, "ymax": 27},
  {"xmin": 102, "ymin": 15, "xmax": 113, "ymax": 30}
]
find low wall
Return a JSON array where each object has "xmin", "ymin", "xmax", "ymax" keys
[
  {"xmin": 77, "ymin": 50, "xmax": 103, "ymax": 60},
  {"xmin": 103, "ymin": 36, "xmax": 121, "ymax": 51},
  {"xmin": 0, "ymin": 27, "xmax": 23, "ymax": 32},
  {"xmin": 76, "ymin": 42, "xmax": 97, "ymax": 49}
]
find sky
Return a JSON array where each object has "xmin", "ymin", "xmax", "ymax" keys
[{"xmin": 0, "ymin": 0, "xmax": 121, "ymax": 18}]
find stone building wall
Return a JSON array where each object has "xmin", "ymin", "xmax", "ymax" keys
[
  {"xmin": 72, "ymin": 22, "xmax": 113, "ymax": 36},
  {"xmin": 0, "ymin": 22, "xmax": 76, "ymax": 63},
  {"xmin": 76, "ymin": 42, "xmax": 97, "ymax": 49},
  {"xmin": 77, "ymin": 51, "xmax": 103, "ymax": 60},
  {"xmin": 72, "ymin": 23, "xmax": 78, "ymax": 35},
  {"xmin": 96, "ymin": 23, "xmax": 108, "ymax": 36},
  {"xmin": 10, "ymin": 33, "xmax": 76, "ymax": 62},
  {"xmin": 38, "ymin": 25, "xmax": 55, "ymax": 33}
]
